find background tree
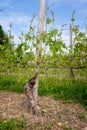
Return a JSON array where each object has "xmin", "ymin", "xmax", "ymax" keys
[
  {"xmin": 0, "ymin": 25, "xmax": 14, "ymax": 69},
  {"xmin": 0, "ymin": 25, "xmax": 9, "ymax": 45}
]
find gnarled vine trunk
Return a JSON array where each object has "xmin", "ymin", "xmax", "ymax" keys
[
  {"xmin": 24, "ymin": 80, "xmax": 41, "ymax": 115},
  {"xmin": 24, "ymin": 0, "xmax": 46, "ymax": 116}
]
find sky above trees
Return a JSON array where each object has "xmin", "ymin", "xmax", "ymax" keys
[{"xmin": 0, "ymin": 0, "xmax": 87, "ymax": 46}]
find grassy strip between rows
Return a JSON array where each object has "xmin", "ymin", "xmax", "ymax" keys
[{"xmin": 0, "ymin": 74, "xmax": 87, "ymax": 107}]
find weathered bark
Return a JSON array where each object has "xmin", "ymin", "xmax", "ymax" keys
[{"xmin": 24, "ymin": 80, "xmax": 41, "ymax": 115}]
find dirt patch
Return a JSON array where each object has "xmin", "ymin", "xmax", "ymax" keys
[{"xmin": 0, "ymin": 91, "xmax": 87, "ymax": 130}]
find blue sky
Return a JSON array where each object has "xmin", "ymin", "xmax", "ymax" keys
[{"xmin": 0, "ymin": 0, "xmax": 87, "ymax": 46}]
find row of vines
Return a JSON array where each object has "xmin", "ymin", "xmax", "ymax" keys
[{"xmin": 0, "ymin": 9, "xmax": 87, "ymax": 78}]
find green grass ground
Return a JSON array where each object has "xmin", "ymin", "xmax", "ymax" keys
[{"xmin": 0, "ymin": 72, "xmax": 87, "ymax": 107}]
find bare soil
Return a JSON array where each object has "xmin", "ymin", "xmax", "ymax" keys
[{"xmin": 0, "ymin": 91, "xmax": 87, "ymax": 130}]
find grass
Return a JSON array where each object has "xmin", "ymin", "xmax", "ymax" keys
[
  {"xmin": 0, "ymin": 117, "xmax": 27, "ymax": 130},
  {"xmin": 39, "ymin": 77, "xmax": 87, "ymax": 107},
  {"xmin": 0, "ymin": 72, "xmax": 87, "ymax": 107},
  {"xmin": 0, "ymin": 75, "xmax": 24, "ymax": 93}
]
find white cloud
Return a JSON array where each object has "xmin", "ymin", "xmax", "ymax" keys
[
  {"xmin": 0, "ymin": 12, "xmax": 38, "ymax": 30},
  {"xmin": 8, "ymin": 12, "xmax": 30, "ymax": 24},
  {"xmin": 0, "ymin": 12, "xmax": 31, "ymax": 29},
  {"xmin": 13, "ymin": 33, "xmax": 20, "ymax": 45},
  {"xmin": 0, "ymin": 12, "xmax": 31, "ymax": 44},
  {"xmin": 0, "ymin": 12, "xmax": 39, "ymax": 44},
  {"xmin": 62, "ymin": 30, "xmax": 70, "ymax": 46}
]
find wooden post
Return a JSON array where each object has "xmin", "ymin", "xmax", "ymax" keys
[
  {"xmin": 69, "ymin": 24, "xmax": 75, "ymax": 78},
  {"xmin": 34, "ymin": 0, "xmax": 46, "ymax": 105}
]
